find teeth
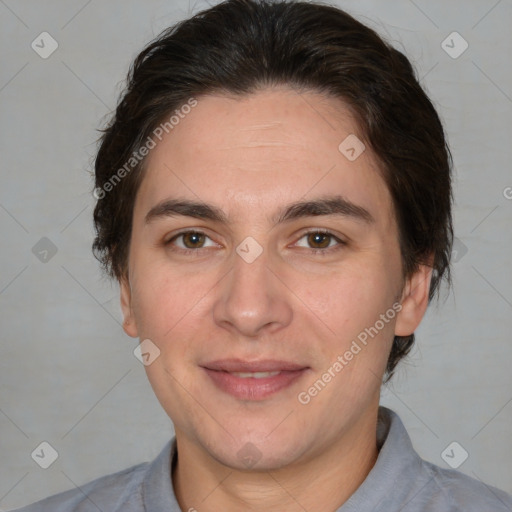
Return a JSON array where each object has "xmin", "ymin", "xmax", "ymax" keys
[{"xmin": 230, "ymin": 371, "xmax": 281, "ymax": 379}]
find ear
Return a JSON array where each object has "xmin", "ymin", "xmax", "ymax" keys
[
  {"xmin": 394, "ymin": 262, "xmax": 433, "ymax": 337},
  {"xmin": 120, "ymin": 275, "xmax": 139, "ymax": 338}
]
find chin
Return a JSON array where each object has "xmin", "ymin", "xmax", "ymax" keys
[{"xmin": 199, "ymin": 425, "xmax": 310, "ymax": 471}]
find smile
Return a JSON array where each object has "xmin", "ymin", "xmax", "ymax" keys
[{"xmin": 201, "ymin": 360, "xmax": 309, "ymax": 400}]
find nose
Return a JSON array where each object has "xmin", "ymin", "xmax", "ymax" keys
[{"xmin": 212, "ymin": 242, "xmax": 293, "ymax": 338}]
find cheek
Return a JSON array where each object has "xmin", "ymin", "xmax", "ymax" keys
[
  {"xmin": 301, "ymin": 262, "xmax": 398, "ymax": 328},
  {"xmin": 143, "ymin": 356, "xmax": 202, "ymax": 433},
  {"xmin": 298, "ymin": 264, "xmax": 399, "ymax": 384},
  {"xmin": 129, "ymin": 265, "xmax": 179, "ymax": 339},
  {"xmin": 129, "ymin": 262, "xmax": 218, "ymax": 363}
]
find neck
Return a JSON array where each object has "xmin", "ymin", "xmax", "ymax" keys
[{"xmin": 172, "ymin": 407, "xmax": 380, "ymax": 512}]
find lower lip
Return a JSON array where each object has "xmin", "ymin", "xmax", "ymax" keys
[{"xmin": 203, "ymin": 368, "xmax": 307, "ymax": 400}]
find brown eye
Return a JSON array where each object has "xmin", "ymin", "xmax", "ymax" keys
[
  {"xmin": 307, "ymin": 232, "xmax": 332, "ymax": 249},
  {"xmin": 294, "ymin": 230, "xmax": 346, "ymax": 255},
  {"xmin": 181, "ymin": 232, "xmax": 206, "ymax": 249},
  {"xmin": 165, "ymin": 230, "xmax": 216, "ymax": 253}
]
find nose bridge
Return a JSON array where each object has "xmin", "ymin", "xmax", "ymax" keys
[
  {"xmin": 232, "ymin": 240, "xmax": 269, "ymax": 298},
  {"xmin": 213, "ymin": 239, "xmax": 292, "ymax": 336}
]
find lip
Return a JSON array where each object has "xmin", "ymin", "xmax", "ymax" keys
[
  {"xmin": 201, "ymin": 359, "xmax": 309, "ymax": 400},
  {"xmin": 203, "ymin": 359, "xmax": 307, "ymax": 372}
]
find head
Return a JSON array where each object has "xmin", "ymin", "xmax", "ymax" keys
[{"xmin": 93, "ymin": 0, "xmax": 452, "ymax": 470}]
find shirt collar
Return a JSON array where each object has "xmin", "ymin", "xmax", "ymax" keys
[
  {"xmin": 142, "ymin": 437, "xmax": 181, "ymax": 512},
  {"xmin": 337, "ymin": 406, "xmax": 425, "ymax": 511}
]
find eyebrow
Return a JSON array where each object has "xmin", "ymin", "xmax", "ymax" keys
[{"xmin": 144, "ymin": 195, "xmax": 374, "ymax": 226}]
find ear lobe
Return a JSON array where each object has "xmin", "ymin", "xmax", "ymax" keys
[
  {"xmin": 120, "ymin": 276, "xmax": 138, "ymax": 338},
  {"xmin": 394, "ymin": 264, "xmax": 433, "ymax": 337}
]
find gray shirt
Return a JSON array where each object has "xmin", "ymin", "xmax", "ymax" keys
[{"xmin": 11, "ymin": 406, "xmax": 512, "ymax": 511}]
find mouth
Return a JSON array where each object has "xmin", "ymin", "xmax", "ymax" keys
[{"xmin": 201, "ymin": 359, "xmax": 309, "ymax": 400}]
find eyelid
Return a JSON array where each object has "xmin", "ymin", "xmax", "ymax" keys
[
  {"xmin": 292, "ymin": 229, "xmax": 346, "ymax": 251},
  {"xmin": 165, "ymin": 229, "xmax": 219, "ymax": 249},
  {"xmin": 164, "ymin": 228, "xmax": 346, "ymax": 254}
]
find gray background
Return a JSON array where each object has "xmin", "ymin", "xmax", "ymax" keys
[{"xmin": 1, "ymin": 0, "xmax": 511, "ymax": 509}]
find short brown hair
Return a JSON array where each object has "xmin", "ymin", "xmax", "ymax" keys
[{"xmin": 93, "ymin": 0, "xmax": 453, "ymax": 381}]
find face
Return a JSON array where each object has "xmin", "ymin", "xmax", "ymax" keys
[{"xmin": 121, "ymin": 87, "xmax": 430, "ymax": 471}]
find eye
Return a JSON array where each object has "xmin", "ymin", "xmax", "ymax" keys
[
  {"xmin": 165, "ymin": 230, "xmax": 217, "ymax": 253},
  {"xmin": 164, "ymin": 229, "xmax": 345, "ymax": 256},
  {"xmin": 294, "ymin": 230, "xmax": 345, "ymax": 254}
]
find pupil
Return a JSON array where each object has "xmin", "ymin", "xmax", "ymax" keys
[
  {"xmin": 184, "ymin": 232, "xmax": 204, "ymax": 248},
  {"xmin": 310, "ymin": 233, "xmax": 329, "ymax": 248}
]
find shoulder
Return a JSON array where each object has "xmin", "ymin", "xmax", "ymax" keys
[
  {"xmin": 376, "ymin": 407, "xmax": 512, "ymax": 512},
  {"xmin": 418, "ymin": 459, "xmax": 512, "ymax": 511},
  {"xmin": 9, "ymin": 461, "xmax": 149, "ymax": 512}
]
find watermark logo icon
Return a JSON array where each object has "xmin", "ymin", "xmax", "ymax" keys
[
  {"xmin": 338, "ymin": 134, "xmax": 366, "ymax": 161},
  {"xmin": 237, "ymin": 442, "xmax": 262, "ymax": 468},
  {"xmin": 451, "ymin": 237, "xmax": 468, "ymax": 263},
  {"xmin": 32, "ymin": 237, "xmax": 58, "ymax": 263},
  {"xmin": 441, "ymin": 32, "xmax": 468, "ymax": 59},
  {"xmin": 31, "ymin": 441, "xmax": 59, "ymax": 469},
  {"xmin": 31, "ymin": 32, "xmax": 58, "ymax": 59},
  {"xmin": 236, "ymin": 236, "xmax": 263, "ymax": 264},
  {"xmin": 441, "ymin": 441, "xmax": 468, "ymax": 469},
  {"xmin": 133, "ymin": 338, "xmax": 161, "ymax": 366}
]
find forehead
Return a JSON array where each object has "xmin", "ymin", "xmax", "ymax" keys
[
  {"xmin": 135, "ymin": 87, "xmax": 393, "ymax": 226},
  {"xmin": 164, "ymin": 87, "xmax": 359, "ymax": 161}
]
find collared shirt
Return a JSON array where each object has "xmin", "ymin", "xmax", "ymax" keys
[{"xmin": 12, "ymin": 406, "xmax": 512, "ymax": 511}]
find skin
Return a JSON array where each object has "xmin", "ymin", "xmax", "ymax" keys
[{"xmin": 120, "ymin": 87, "xmax": 432, "ymax": 512}]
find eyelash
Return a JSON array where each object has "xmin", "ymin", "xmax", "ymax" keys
[{"xmin": 164, "ymin": 229, "xmax": 346, "ymax": 256}]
